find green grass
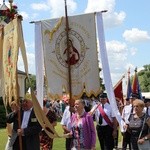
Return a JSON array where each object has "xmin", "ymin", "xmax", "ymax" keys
[
  {"xmin": 53, "ymin": 123, "xmax": 100, "ymax": 150},
  {"xmin": 0, "ymin": 122, "xmax": 122, "ymax": 150},
  {"xmin": 0, "ymin": 128, "xmax": 8, "ymax": 150}
]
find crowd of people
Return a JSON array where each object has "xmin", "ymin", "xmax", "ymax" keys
[{"xmin": 4, "ymin": 92, "xmax": 150, "ymax": 150}]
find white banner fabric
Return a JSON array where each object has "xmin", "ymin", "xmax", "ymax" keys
[
  {"xmin": 96, "ymin": 12, "xmax": 125, "ymax": 132},
  {"xmin": 35, "ymin": 22, "xmax": 44, "ymax": 107},
  {"xmin": 39, "ymin": 13, "xmax": 101, "ymax": 99}
]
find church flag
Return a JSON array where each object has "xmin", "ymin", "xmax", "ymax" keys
[
  {"xmin": 3, "ymin": 17, "xmax": 28, "ymax": 105},
  {"xmin": 36, "ymin": 13, "xmax": 101, "ymax": 100},
  {"xmin": 126, "ymin": 68, "xmax": 132, "ymax": 99},
  {"xmin": 132, "ymin": 67, "xmax": 143, "ymax": 99},
  {"xmin": 114, "ymin": 75, "xmax": 124, "ymax": 105}
]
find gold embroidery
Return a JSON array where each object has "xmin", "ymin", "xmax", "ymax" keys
[{"xmin": 44, "ymin": 17, "xmax": 63, "ymax": 41}]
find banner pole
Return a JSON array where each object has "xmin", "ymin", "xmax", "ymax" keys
[
  {"xmin": 16, "ymin": 67, "xmax": 22, "ymax": 150},
  {"xmin": 64, "ymin": 0, "xmax": 74, "ymax": 107}
]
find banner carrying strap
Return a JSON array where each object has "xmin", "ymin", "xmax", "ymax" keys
[{"xmin": 98, "ymin": 105, "xmax": 113, "ymax": 128}]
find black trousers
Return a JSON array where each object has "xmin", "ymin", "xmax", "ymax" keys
[
  {"xmin": 130, "ymin": 136, "xmax": 139, "ymax": 150},
  {"xmin": 122, "ymin": 131, "xmax": 131, "ymax": 150},
  {"xmin": 96, "ymin": 125, "xmax": 114, "ymax": 150},
  {"xmin": 13, "ymin": 136, "xmax": 26, "ymax": 150},
  {"xmin": 66, "ymin": 138, "xmax": 73, "ymax": 150},
  {"xmin": 114, "ymin": 129, "xmax": 119, "ymax": 148}
]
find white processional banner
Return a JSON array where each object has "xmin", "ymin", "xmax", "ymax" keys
[
  {"xmin": 40, "ymin": 13, "xmax": 101, "ymax": 99},
  {"xmin": 35, "ymin": 22, "xmax": 44, "ymax": 107},
  {"xmin": 96, "ymin": 12, "xmax": 125, "ymax": 132}
]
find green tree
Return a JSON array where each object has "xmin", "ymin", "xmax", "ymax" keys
[
  {"xmin": 0, "ymin": 97, "xmax": 6, "ymax": 128},
  {"xmin": 99, "ymin": 67, "xmax": 105, "ymax": 91},
  {"xmin": 25, "ymin": 74, "xmax": 36, "ymax": 92},
  {"xmin": 138, "ymin": 64, "xmax": 150, "ymax": 92}
]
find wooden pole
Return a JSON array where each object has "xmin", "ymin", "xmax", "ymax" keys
[
  {"xmin": 16, "ymin": 68, "xmax": 22, "ymax": 150},
  {"xmin": 64, "ymin": 0, "xmax": 74, "ymax": 107}
]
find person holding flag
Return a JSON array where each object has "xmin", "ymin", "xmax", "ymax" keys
[
  {"xmin": 121, "ymin": 68, "xmax": 132, "ymax": 150},
  {"xmin": 6, "ymin": 99, "xmax": 42, "ymax": 150}
]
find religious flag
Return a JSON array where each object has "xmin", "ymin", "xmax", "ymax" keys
[
  {"xmin": 132, "ymin": 67, "xmax": 143, "ymax": 99},
  {"xmin": 114, "ymin": 75, "xmax": 124, "ymax": 105},
  {"xmin": 126, "ymin": 68, "xmax": 132, "ymax": 99},
  {"xmin": 35, "ymin": 13, "xmax": 101, "ymax": 101},
  {"xmin": 2, "ymin": 16, "xmax": 28, "ymax": 105}
]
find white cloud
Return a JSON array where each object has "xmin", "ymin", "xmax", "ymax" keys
[
  {"xmin": 27, "ymin": 53, "xmax": 35, "ymax": 74},
  {"xmin": 85, "ymin": 0, "xmax": 126, "ymax": 28},
  {"xmin": 47, "ymin": 0, "xmax": 77, "ymax": 18},
  {"xmin": 98, "ymin": 40, "xmax": 129, "ymax": 85},
  {"xmin": 137, "ymin": 67, "xmax": 144, "ymax": 72},
  {"xmin": 129, "ymin": 47, "xmax": 137, "ymax": 56},
  {"xmin": 85, "ymin": 0, "xmax": 115, "ymax": 13},
  {"xmin": 18, "ymin": 52, "xmax": 35, "ymax": 74},
  {"xmin": 125, "ymin": 63, "xmax": 135, "ymax": 72},
  {"xmin": 104, "ymin": 11, "xmax": 126, "ymax": 28},
  {"xmin": 19, "ymin": 11, "xmax": 29, "ymax": 20},
  {"xmin": 123, "ymin": 64, "xmax": 143, "ymax": 77},
  {"xmin": 29, "ymin": 0, "xmax": 77, "ymax": 18},
  {"xmin": 106, "ymin": 40, "xmax": 128, "ymax": 61},
  {"xmin": 111, "ymin": 72, "xmax": 124, "ymax": 84},
  {"xmin": 31, "ymin": 13, "xmax": 39, "ymax": 19},
  {"xmin": 123, "ymin": 28, "xmax": 150, "ymax": 43},
  {"xmin": 98, "ymin": 40, "xmax": 129, "ymax": 70},
  {"xmin": 25, "ymin": 42, "xmax": 34, "ymax": 49},
  {"xmin": 31, "ymin": 3, "xmax": 50, "ymax": 11}
]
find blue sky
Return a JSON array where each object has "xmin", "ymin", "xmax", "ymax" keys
[{"xmin": 1, "ymin": 0, "xmax": 150, "ymax": 87}]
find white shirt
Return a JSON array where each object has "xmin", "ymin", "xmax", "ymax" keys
[
  {"xmin": 60, "ymin": 106, "xmax": 72, "ymax": 131},
  {"xmin": 143, "ymin": 106, "xmax": 150, "ymax": 115},
  {"xmin": 121, "ymin": 104, "xmax": 133, "ymax": 124},
  {"xmin": 95, "ymin": 103, "xmax": 115, "ymax": 126},
  {"xmin": 21, "ymin": 108, "xmax": 32, "ymax": 129}
]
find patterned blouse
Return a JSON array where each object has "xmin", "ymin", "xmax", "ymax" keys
[
  {"xmin": 40, "ymin": 110, "xmax": 57, "ymax": 150},
  {"xmin": 72, "ymin": 118, "xmax": 85, "ymax": 149}
]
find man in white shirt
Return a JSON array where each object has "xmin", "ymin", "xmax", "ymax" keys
[
  {"xmin": 60, "ymin": 104, "xmax": 75, "ymax": 150},
  {"xmin": 121, "ymin": 93, "xmax": 139, "ymax": 150},
  {"xmin": 95, "ymin": 93, "xmax": 117, "ymax": 150},
  {"xmin": 144, "ymin": 98, "xmax": 150, "ymax": 115},
  {"xmin": 7, "ymin": 99, "xmax": 42, "ymax": 150}
]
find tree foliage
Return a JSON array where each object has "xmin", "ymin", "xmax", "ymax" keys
[
  {"xmin": 138, "ymin": 64, "xmax": 150, "ymax": 92},
  {"xmin": 25, "ymin": 74, "xmax": 36, "ymax": 92},
  {"xmin": 0, "ymin": 97, "xmax": 6, "ymax": 128}
]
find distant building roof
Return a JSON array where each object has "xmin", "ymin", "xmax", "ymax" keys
[
  {"xmin": 142, "ymin": 92, "xmax": 150, "ymax": 98},
  {"xmin": 0, "ymin": 3, "xmax": 9, "ymax": 11},
  {"xmin": 17, "ymin": 70, "xmax": 27, "ymax": 76}
]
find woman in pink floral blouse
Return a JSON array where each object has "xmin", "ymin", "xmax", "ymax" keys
[{"xmin": 66, "ymin": 99, "xmax": 96, "ymax": 150}]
